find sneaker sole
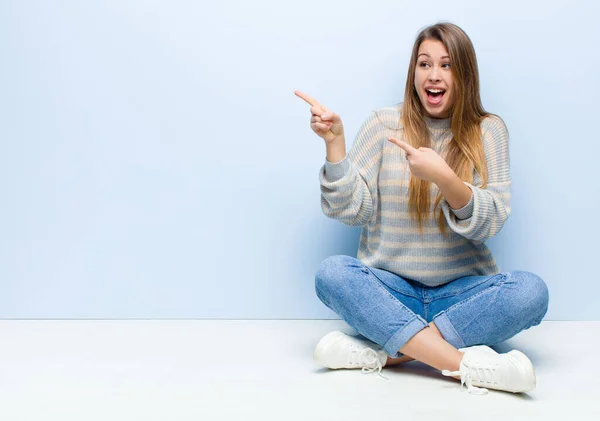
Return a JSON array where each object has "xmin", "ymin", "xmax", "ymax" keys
[
  {"xmin": 506, "ymin": 350, "xmax": 537, "ymax": 393},
  {"xmin": 313, "ymin": 330, "xmax": 347, "ymax": 369}
]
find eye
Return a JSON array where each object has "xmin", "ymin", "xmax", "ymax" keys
[
  {"xmin": 442, "ymin": 63, "xmax": 451, "ymax": 69},
  {"xmin": 419, "ymin": 62, "xmax": 429, "ymax": 67}
]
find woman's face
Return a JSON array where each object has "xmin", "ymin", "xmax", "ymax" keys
[{"xmin": 414, "ymin": 39, "xmax": 455, "ymax": 119}]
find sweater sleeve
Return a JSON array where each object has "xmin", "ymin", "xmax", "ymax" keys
[
  {"xmin": 319, "ymin": 111, "xmax": 384, "ymax": 227},
  {"xmin": 440, "ymin": 115, "xmax": 511, "ymax": 242}
]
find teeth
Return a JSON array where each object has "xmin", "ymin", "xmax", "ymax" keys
[{"xmin": 427, "ymin": 89, "xmax": 444, "ymax": 93}]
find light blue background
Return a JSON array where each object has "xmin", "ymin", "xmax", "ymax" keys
[{"xmin": 0, "ymin": 0, "xmax": 597, "ymax": 319}]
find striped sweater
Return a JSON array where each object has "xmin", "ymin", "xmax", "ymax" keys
[{"xmin": 319, "ymin": 104, "xmax": 511, "ymax": 287}]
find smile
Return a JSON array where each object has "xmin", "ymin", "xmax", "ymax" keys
[{"xmin": 425, "ymin": 88, "xmax": 446, "ymax": 106}]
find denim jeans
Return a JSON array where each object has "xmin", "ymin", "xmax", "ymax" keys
[{"xmin": 315, "ymin": 255, "xmax": 549, "ymax": 358}]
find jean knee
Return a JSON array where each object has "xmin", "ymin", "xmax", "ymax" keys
[
  {"xmin": 314, "ymin": 255, "xmax": 357, "ymax": 302},
  {"xmin": 508, "ymin": 271, "xmax": 549, "ymax": 324}
]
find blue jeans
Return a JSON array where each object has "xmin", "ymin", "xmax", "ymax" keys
[{"xmin": 315, "ymin": 255, "xmax": 549, "ymax": 358}]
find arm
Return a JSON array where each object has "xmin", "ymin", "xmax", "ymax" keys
[
  {"xmin": 320, "ymin": 112, "xmax": 384, "ymax": 227},
  {"xmin": 436, "ymin": 171, "xmax": 473, "ymax": 210},
  {"xmin": 439, "ymin": 116, "xmax": 511, "ymax": 242}
]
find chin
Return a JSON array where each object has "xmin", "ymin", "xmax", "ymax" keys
[{"xmin": 418, "ymin": 99, "xmax": 445, "ymax": 118}]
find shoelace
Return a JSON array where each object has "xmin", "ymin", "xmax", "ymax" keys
[
  {"xmin": 442, "ymin": 369, "xmax": 488, "ymax": 395},
  {"xmin": 357, "ymin": 348, "xmax": 389, "ymax": 380}
]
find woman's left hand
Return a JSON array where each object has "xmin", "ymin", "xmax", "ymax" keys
[{"xmin": 387, "ymin": 137, "xmax": 453, "ymax": 185}]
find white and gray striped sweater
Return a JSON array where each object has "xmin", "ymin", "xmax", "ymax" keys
[{"xmin": 319, "ymin": 104, "xmax": 511, "ymax": 287}]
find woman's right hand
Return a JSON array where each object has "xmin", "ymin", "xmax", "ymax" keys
[{"xmin": 294, "ymin": 90, "xmax": 345, "ymax": 145}]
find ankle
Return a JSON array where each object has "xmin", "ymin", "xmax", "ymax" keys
[
  {"xmin": 385, "ymin": 355, "xmax": 414, "ymax": 366},
  {"xmin": 453, "ymin": 351, "xmax": 465, "ymax": 371}
]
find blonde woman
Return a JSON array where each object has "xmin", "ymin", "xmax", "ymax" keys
[{"xmin": 295, "ymin": 22, "xmax": 548, "ymax": 395}]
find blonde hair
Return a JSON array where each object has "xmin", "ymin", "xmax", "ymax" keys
[{"xmin": 401, "ymin": 22, "xmax": 498, "ymax": 235}]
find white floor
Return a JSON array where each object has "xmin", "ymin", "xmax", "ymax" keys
[{"xmin": 0, "ymin": 320, "xmax": 597, "ymax": 420}]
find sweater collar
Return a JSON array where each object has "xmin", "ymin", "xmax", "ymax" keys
[{"xmin": 424, "ymin": 115, "xmax": 452, "ymax": 130}]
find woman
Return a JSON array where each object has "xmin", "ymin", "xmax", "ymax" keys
[{"xmin": 294, "ymin": 22, "xmax": 549, "ymax": 395}]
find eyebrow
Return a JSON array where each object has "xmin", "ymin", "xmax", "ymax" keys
[{"xmin": 418, "ymin": 53, "xmax": 450, "ymax": 59}]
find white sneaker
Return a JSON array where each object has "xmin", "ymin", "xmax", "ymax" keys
[
  {"xmin": 314, "ymin": 330, "xmax": 389, "ymax": 379},
  {"xmin": 443, "ymin": 345, "xmax": 536, "ymax": 395},
  {"xmin": 458, "ymin": 345, "xmax": 497, "ymax": 354}
]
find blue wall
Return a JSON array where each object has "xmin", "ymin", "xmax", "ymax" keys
[{"xmin": 0, "ymin": 0, "xmax": 598, "ymax": 319}]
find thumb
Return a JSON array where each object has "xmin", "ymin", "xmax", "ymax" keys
[
  {"xmin": 321, "ymin": 112, "xmax": 341, "ymax": 123},
  {"xmin": 388, "ymin": 137, "xmax": 417, "ymax": 154}
]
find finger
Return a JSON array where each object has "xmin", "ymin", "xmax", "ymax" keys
[
  {"xmin": 388, "ymin": 137, "xmax": 417, "ymax": 155},
  {"xmin": 295, "ymin": 90, "xmax": 322, "ymax": 108},
  {"xmin": 321, "ymin": 111, "xmax": 337, "ymax": 122},
  {"xmin": 310, "ymin": 105, "xmax": 327, "ymax": 116},
  {"xmin": 311, "ymin": 115, "xmax": 331, "ymax": 124},
  {"xmin": 311, "ymin": 116, "xmax": 332, "ymax": 128},
  {"xmin": 296, "ymin": 91, "xmax": 329, "ymax": 115},
  {"xmin": 312, "ymin": 122, "xmax": 330, "ymax": 131}
]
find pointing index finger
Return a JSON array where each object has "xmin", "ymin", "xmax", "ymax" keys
[
  {"xmin": 294, "ymin": 90, "xmax": 326, "ymax": 112},
  {"xmin": 388, "ymin": 137, "xmax": 418, "ymax": 154}
]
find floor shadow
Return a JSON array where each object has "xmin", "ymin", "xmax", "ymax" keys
[
  {"xmin": 314, "ymin": 362, "xmax": 537, "ymax": 399},
  {"xmin": 387, "ymin": 361, "xmax": 537, "ymax": 399},
  {"xmin": 385, "ymin": 361, "xmax": 447, "ymax": 380}
]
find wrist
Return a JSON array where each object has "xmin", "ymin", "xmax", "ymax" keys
[
  {"xmin": 434, "ymin": 167, "xmax": 457, "ymax": 187},
  {"xmin": 435, "ymin": 169, "xmax": 472, "ymax": 210},
  {"xmin": 326, "ymin": 138, "xmax": 347, "ymax": 163}
]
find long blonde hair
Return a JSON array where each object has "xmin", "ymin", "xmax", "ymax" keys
[{"xmin": 402, "ymin": 22, "xmax": 496, "ymax": 235}]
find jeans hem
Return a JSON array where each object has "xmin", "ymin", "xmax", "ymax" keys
[
  {"xmin": 382, "ymin": 315, "xmax": 428, "ymax": 357},
  {"xmin": 432, "ymin": 312, "xmax": 466, "ymax": 349}
]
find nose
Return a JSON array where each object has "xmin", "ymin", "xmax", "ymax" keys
[{"xmin": 428, "ymin": 66, "xmax": 441, "ymax": 82}]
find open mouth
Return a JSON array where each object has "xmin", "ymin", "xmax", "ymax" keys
[{"xmin": 425, "ymin": 88, "xmax": 446, "ymax": 105}]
